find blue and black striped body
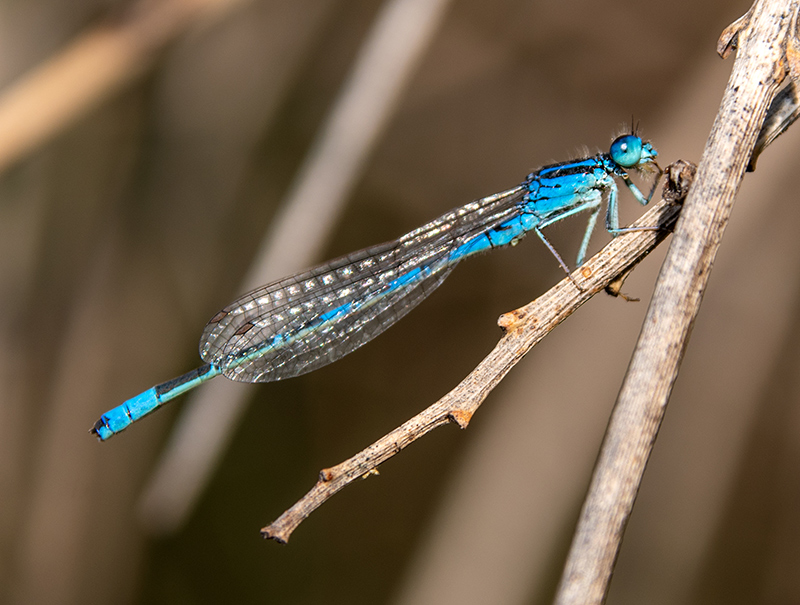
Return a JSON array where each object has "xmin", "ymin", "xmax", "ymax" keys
[{"xmin": 92, "ymin": 133, "xmax": 658, "ymax": 440}]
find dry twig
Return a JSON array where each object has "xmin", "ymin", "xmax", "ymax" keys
[{"xmin": 554, "ymin": 2, "xmax": 800, "ymax": 603}]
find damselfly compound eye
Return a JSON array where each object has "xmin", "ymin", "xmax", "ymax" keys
[{"xmin": 610, "ymin": 135, "xmax": 644, "ymax": 168}]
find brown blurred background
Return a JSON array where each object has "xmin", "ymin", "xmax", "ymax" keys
[{"xmin": 3, "ymin": 0, "xmax": 800, "ymax": 603}]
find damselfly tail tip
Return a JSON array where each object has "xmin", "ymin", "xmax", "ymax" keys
[{"xmin": 90, "ymin": 417, "xmax": 114, "ymax": 441}]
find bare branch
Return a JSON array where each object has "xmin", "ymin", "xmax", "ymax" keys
[
  {"xmin": 261, "ymin": 162, "xmax": 694, "ymax": 544},
  {"xmin": 554, "ymin": 2, "xmax": 800, "ymax": 604}
]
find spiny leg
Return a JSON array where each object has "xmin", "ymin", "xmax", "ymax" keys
[
  {"xmin": 531, "ymin": 194, "xmax": 604, "ymax": 288},
  {"xmin": 607, "ymin": 166, "xmax": 664, "ymax": 236},
  {"xmin": 533, "ymin": 225, "xmax": 573, "ymax": 276},
  {"xmin": 576, "ymin": 204, "xmax": 601, "ymax": 267},
  {"xmin": 535, "ymin": 192, "xmax": 603, "ymax": 268},
  {"xmin": 606, "ymin": 180, "xmax": 621, "ymax": 233}
]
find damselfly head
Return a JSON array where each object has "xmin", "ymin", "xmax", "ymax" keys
[{"xmin": 609, "ymin": 134, "xmax": 657, "ymax": 169}]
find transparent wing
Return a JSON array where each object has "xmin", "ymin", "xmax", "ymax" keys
[{"xmin": 199, "ymin": 186, "xmax": 526, "ymax": 382}]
